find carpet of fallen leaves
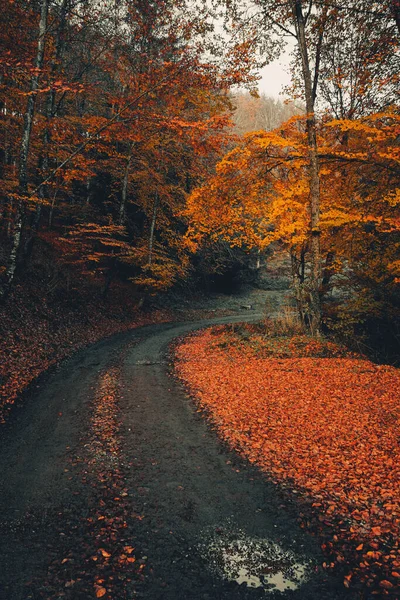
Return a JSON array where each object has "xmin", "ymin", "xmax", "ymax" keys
[
  {"xmin": 174, "ymin": 326, "xmax": 400, "ymax": 596},
  {"xmin": 0, "ymin": 284, "xmax": 172, "ymax": 423}
]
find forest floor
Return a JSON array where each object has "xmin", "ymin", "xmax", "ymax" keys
[
  {"xmin": 1, "ymin": 257, "xmax": 396, "ymax": 599},
  {"xmin": 174, "ymin": 324, "xmax": 400, "ymax": 598},
  {"xmin": 0, "ymin": 311, "xmax": 356, "ymax": 600}
]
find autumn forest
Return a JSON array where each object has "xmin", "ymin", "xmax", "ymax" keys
[{"xmin": 0, "ymin": 0, "xmax": 400, "ymax": 598}]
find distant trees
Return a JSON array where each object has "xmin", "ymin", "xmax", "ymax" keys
[{"xmin": 231, "ymin": 92, "xmax": 302, "ymax": 135}]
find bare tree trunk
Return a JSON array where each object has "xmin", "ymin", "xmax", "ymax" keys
[
  {"xmin": 41, "ymin": 0, "xmax": 69, "ymax": 188},
  {"xmin": 19, "ymin": 0, "xmax": 49, "ymax": 194},
  {"xmin": 48, "ymin": 189, "xmax": 58, "ymax": 227},
  {"xmin": 85, "ymin": 178, "xmax": 92, "ymax": 204},
  {"xmin": 291, "ymin": 246, "xmax": 306, "ymax": 326},
  {"xmin": 321, "ymin": 251, "xmax": 335, "ymax": 295},
  {"xmin": 292, "ymin": 0, "xmax": 323, "ymax": 335},
  {"xmin": 6, "ymin": 212, "xmax": 23, "ymax": 293},
  {"xmin": 118, "ymin": 142, "xmax": 134, "ymax": 225},
  {"xmin": 102, "ymin": 257, "xmax": 115, "ymax": 299},
  {"xmin": 256, "ymin": 248, "xmax": 261, "ymax": 270},
  {"xmin": 148, "ymin": 193, "xmax": 160, "ymax": 266},
  {"xmin": 24, "ymin": 0, "xmax": 69, "ymax": 256},
  {"xmin": 391, "ymin": 0, "xmax": 400, "ymax": 34},
  {"xmin": 0, "ymin": 0, "xmax": 49, "ymax": 299}
]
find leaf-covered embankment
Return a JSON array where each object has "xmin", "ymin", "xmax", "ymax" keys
[
  {"xmin": 0, "ymin": 287, "xmax": 172, "ymax": 424},
  {"xmin": 174, "ymin": 325, "xmax": 400, "ymax": 596}
]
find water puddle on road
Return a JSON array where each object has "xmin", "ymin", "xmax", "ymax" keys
[{"xmin": 201, "ymin": 528, "xmax": 312, "ymax": 593}]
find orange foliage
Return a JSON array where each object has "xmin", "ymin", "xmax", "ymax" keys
[{"xmin": 175, "ymin": 328, "xmax": 400, "ymax": 595}]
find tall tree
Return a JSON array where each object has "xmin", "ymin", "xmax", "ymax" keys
[
  {"xmin": 1, "ymin": 0, "xmax": 49, "ymax": 298},
  {"xmin": 1, "ymin": 0, "xmax": 244, "ymax": 299},
  {"xmin": 219, "ymin": 0, "xmax": 336, "ymax": 332}
]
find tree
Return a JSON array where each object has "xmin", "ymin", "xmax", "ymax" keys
[
  {"xmin": 0, "ymin": 0, "xmax": 246, "ymax": 301},
  {"xmin": 185, "ymin": 108, "xmax": 400, "ymax": 331},
  {"xmin": 317, "ymin": 0, "xmax": 399, "ymax": 119},
  {"xmin": 1, "ymin": 0, "xmax": 49, "ymax": 298},
  {"xmin": 218, "ymin": 0, "xmax": 338, "ymax": 333}
]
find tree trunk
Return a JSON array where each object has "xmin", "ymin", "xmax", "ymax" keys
[
  {"xmin": 41, "ymin": 0, "xmax": 69, "ymax": 185},
  {"xmin": 102, "ymin": 257, "xmax": 116, "ymax": 299},
  {"xmin": 148, "ymin": 193, "xmax": 160, "ymax": 266},
  {"xmin": 256, "ymin": 248, "xmax": 261, "ymax": 270},
  {"xmin": 0, "ymin": 0, "xmax": 49, "ymax": 300},
  {"xmin": 119, "ymin": 142, "xmax": 134, "ymax": 225},
  {"xmin": 19, "ymin": 0, "xmax": 49, "ymax": 195},
  {"xmin": 24, "ymin": 0, "xmax": 69, "ymax": 255},
  {"xmin": 291, "ymin": 246, "xmax": 306, "ymax": 326},
  {"xmin": 321, "ymin": 251, "xmax": 335, "ymax": 295},
  {"xmin": 48, "ymin": 189, "xmax": 58, "ymax": 227},
  {"xmin": 292, "ymin": 0, "xmax": 322, "ymax": 335}
]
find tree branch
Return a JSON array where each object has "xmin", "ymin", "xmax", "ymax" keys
[{"xmin": 29, "ymin": 73, "xmax": 176, "ymax": 197}]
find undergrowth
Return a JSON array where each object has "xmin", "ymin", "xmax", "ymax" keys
[{"xmin": 210, "ymin": 320, "xmax": 357, "ymax": 360}]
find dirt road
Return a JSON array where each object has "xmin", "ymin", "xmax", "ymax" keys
[{"xmin": 0, "ymin": 316, "xmax": 352, "ymax": 599}]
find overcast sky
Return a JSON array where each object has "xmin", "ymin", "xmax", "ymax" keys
[
  {"xmin": 258, "ymin": 58, "xmax": 292, "ymax": 98},
  {"xmin": 256, "ymin": 39, "xmax": 295, "ymax": 99}
]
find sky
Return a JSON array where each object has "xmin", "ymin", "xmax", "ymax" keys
[
  {"xmin": 256, "ymin": 37, "xmax": 295, "ymax": 99},
  {"xmin": 258, "ymin": 57, "xmax": 292, "ymax": 98}
]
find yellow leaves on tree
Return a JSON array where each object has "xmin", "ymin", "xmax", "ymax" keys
[
  {"xmin": 186, "ymin": 110, "xmax": 399, "ymax": 256},
  {"xmin": 185, "ymin": 108, "xmax": 400, "ymax": 327}
]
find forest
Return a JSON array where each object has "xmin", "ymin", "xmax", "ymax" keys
[
  {"xmin": 0, "ymin": 1, "xmax": 399, "ymax": 598},
  {"xmin": 1, "ymin": 0, "xmax": 399, "ymax": 343}
]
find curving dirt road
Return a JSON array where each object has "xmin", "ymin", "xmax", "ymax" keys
[{"xmin": 0, "ymin": 316, "xmax": 352, "ymax": 600}]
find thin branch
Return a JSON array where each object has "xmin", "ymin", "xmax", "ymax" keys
[
  {"xmin": 305, "ymin": 0, "xmax": 313, "ymax": 23},
  {"xmin": 312, "ymin": 5, "xmax": 329, "ymax": 104}
]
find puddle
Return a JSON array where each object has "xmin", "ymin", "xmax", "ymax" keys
[{"xmin": 201, "ymin": 528, "xmax": 312, "ymax": 592}]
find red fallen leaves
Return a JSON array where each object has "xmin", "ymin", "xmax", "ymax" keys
[
  {"xmin": 38, "ymin": 363, "xmax": 143, "ymax": 598},
  {"xmin": 175, "ymin": 328, "xmax": 400, "ymax": 595}
]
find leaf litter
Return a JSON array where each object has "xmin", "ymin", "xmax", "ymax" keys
[{"xmin": 174, "ymin": 326, "xmax": 400, "ymax": 596}]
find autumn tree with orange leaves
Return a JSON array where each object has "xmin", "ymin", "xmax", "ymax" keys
[
  {"xmin": 183, "ymin": 0, "xmax": 399, "ymax": 337},
  {"xmin": 185, "ymin": 110, "xmax": 400, "ymax": 334},
  {"xmin": 0, "ymin": 0, "xmax": 255, "ymax": 300},
  {"xmin": 202, "ymin": 0, "xmax": 399, "ymax": 333}
]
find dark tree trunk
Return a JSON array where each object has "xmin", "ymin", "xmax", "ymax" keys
[
  {"xmin": 292, "ymin": 0, "xmax": 324, "ymax": 335},
  {"xmin": 148, "ymin": 193, "xmax": 160, "ymax": 266},
  {"xmin": 0, "ymin": 0, "xmax": 49, "ymax": 300},
  {"xmin": 24, "ymin": 0, "xmax": 69, "ymax": 258},
  {"xmin": 119, "ymin": 142, "xmax": 134, "ymax": 225}
]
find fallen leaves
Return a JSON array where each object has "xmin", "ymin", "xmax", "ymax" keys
[
  {"xmin": 28, "ymin": 360, "xmax": 146, "ymax": 598},
  {"xmin": 175, "ymin": 327, "xmax": 400, "ymax": 595}
]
